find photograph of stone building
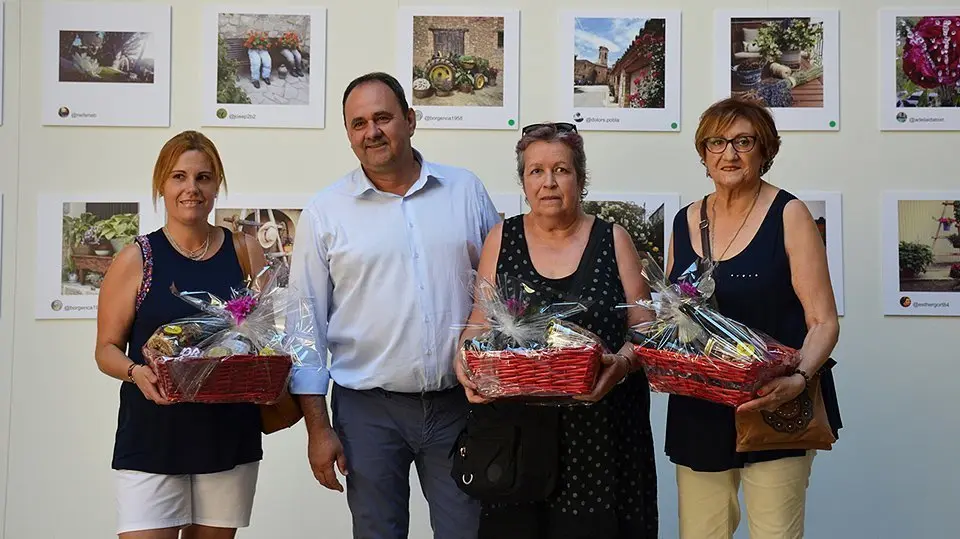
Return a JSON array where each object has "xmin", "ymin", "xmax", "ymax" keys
[
  {"xmin": 573, "ymin": 17, "xmax": 665, "ymax": 109},
  {"xmin": 410, "ymin": 15, "xmax": 504, "ymax": 107}
]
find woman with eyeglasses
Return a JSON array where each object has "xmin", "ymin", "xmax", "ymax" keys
[
  {"xmin": 455, "ymin": 122, "xmax": 659, "ymax": 538},
  {"xmin": 663, "ymin": 97, "xmax": 842, "ymax": 538}
]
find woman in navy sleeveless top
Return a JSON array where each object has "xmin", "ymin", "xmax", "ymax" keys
[
  {"xmin": 664, "ymin": 99, "xmax": 842, "ymax": 538},
  {"xmin": 95, "ymin": 131, "xmax": 265, "ymax": 537}
]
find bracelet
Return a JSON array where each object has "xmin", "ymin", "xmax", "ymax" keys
[{"xmin": 127, "ymin": 363, "xmax": 138, "ymax": 382}]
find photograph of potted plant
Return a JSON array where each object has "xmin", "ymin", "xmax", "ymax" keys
[
  {"xmin": 897, "ymin": 199, "xmax": 960, "ymax": 292},
  {"xmin": 409, "ymin": 15, "xmax": 505, "ymax": 107},
  {"xmin": 894, "ymin": 16, "xmax": 960, "ymax": 108},
  {"xmin": 59, "ymin": 202, "xmax": 139, "ymax": 295},
  {"xmin": 729, "ymin": 17, "xmax": 825, "ymax": 108}
]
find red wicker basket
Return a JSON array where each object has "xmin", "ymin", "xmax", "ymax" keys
[
  {"xmin": 146, "ymin": 352, "xmax": 293, "ymax": 404},
  {"xmin": 463, "ymin": 344, "xmax": 602, "ymax": 398},
  {"xmin": 634, "ymin": 343, "xmax": 798, "ymax": 407}
]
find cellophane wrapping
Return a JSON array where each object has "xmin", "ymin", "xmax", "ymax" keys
[
  {"xmin": 626, "ymin": 254, "xmax": 800, "ymax": 407},
  {"xmin": 141, "ymin": 263, "xmax": 316, "ymax": 404},
  {"xmin": 458, "ymin": 272, "xmax": 605, "ymax": 400}
]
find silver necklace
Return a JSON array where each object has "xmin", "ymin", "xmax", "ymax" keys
[
  {"xmin": 709, "ymin": 185, "xmax": 761, "ymax": 264},
  {"xmin": 163, "ymin": 226, "xmax": 211, "ymax": 260}
]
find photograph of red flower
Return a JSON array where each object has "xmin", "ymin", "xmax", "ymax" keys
[{"xmin": 896, "ymin": 16, "xmax": 960, "ymax": 108}]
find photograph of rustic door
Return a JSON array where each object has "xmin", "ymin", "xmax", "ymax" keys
[{"xmin": 430, "ymin": 28, "xmax": 465, "ymax": 57}]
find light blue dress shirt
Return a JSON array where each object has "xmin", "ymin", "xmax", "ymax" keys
[{"xmin": 288, "ymin": 151, "xmax": 502, "ymax": 395}]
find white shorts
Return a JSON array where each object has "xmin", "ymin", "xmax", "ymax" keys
[{"xmin": 114, "ymin": 461, "xmax": 259, "ymax": 534}]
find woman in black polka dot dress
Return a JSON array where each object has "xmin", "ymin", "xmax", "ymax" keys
[{"xmin": 455, "ymin": 123, "xmax": 658, "ymax": 538}]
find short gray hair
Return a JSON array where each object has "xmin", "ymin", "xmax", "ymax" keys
[{"xmin": 515, "ymin": 124, "xmax": 589, "ymax": 200}]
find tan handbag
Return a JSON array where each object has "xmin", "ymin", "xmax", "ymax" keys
[
  {"xmin": 734, "ymin": 369, "xmax": 835, "ymax": 452},
  {"xmin": 231, "ymin": 230, "xmax": 304, "ymax": 434}
]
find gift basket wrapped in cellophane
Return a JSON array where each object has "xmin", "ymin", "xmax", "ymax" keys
[
  {"xmin": 142, "ymin": 263, "xmax": 316, "ymax": 404},
  {"xmin": 622, "ymin": 254, "xmax": 800, "ymax": 407},
  {"xmin": 458, "ymin": 272, "xmax": 606, "ymax": 400}
]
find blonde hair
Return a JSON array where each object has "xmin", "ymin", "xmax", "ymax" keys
[
  {"xmin": 151, "ymin": 130, "xmax": 227, "ymax": 205},
  {"xmin": 694, "ymin": 98, "xmax": 781, "ymax": 175}
]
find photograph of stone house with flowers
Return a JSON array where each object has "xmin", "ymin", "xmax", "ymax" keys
[
  {"xmin": 898, "ymin": 200, "xmax": 960, "ymax": 292},
  {"xmin": 61, "ymin": 203, "xmax": 139, "ymax": 295},
  {"xmin": 894, "ymin": 16, "xmax": 960, "ymax": 108},
  {"xmin": 216, "ymin": 13, "xmax": 311, "ymax": 105},
  {"xmin": 572, "ymin": 17, "xmax": 665, "ymax": 109},
  {"xmin": 582, "ymin": 199, "xmax": 665, "ymax": 268},
  {"xmin": 729, "ymin": 17, "xmax": 825, "ymax": 108},
  {"xmin": 410, "ymin": 16, "xmax": 504, "ymax": 107}
]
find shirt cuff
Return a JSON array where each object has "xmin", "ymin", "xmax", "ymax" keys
[{"xmin": 289, "ymin": 365, "xmax": 331, "ymax": 396}]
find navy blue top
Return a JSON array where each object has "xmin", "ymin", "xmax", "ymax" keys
[
  {"xmin": 111, "ymin": 227, "xmax": 263, "ymax": 475},
  {"xmin": 665, "ymin": 190, "xmax": 842, "ymax": 472}
]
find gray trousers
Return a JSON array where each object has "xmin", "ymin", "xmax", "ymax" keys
[{"xmin": 331, "ymin": 383, "xmax": 480, "ymax": 539}]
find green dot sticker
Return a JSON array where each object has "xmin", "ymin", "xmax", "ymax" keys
[
  {"xmin": 829, "ymin": 120, "xmax": 836, "ymax": 128},
  {"xmin": 508, "ymin": 119, "xmax": 515, "ymax": 126},
  {"xmin": 671, "ymin": 122, "xmax": 678, "ymax": 129}
]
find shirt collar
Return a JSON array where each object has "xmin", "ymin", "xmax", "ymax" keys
[{"xmin": 349, "ymin": 149, "xmax": 443, "ymax": 198}]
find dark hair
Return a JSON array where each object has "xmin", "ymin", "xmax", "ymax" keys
[
  {"xmin": 515, "ymin": 124, "xmax": 589, "ymax": 200},
  {"xmin": 695, "ymin": 97, "xmax": 781, "ymax": 175},
  {"xmin": 342, "ymin": 72, "xmax": 409, "ymax": 120}
]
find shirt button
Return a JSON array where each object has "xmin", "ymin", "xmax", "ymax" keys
[
  {"xmin": 419, "ymin": 284, "xmax": 425, "ymax": 290},
  {"xmin": 408, "ymin": 222, "xmax": 414, "ymax": 228},
  {"xmin": 414, "ymin": 252, "xmax": 419, "ymax": 259}
]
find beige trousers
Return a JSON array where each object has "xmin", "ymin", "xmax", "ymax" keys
[{"xmin": 676, "ymin": 451, "xmax": 815, "ymax": 539}]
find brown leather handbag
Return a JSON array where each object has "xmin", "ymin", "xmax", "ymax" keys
[
  {"xmin": 231, "ymin": 230, "xmax": 304, "ymax": 434},
  {"xmin": 735, "ymin": 364, "xmax": 837, "ymax": 452}
]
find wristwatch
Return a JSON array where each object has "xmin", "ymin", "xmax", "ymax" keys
[{"xmin": 127, "ymin": 363, "xmax": 138, "ymax": 382}]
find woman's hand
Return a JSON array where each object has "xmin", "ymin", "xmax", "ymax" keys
[
  {"xmin": 736, "ymin": 373, "xmax": 806, "ymax": 413},
  {"xmin": 454, "ymin": 353, "xmax": 492, "ymax": 404},
  {"xmin": 575, "ymin": 352, "xmax": 630, "ymax": 403},
  {"xmin": 132, "ymin": 364, "xmax": 172, "ymax": 405}
]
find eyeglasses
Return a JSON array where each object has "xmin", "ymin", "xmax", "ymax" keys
[
  {"xmin": 521, "ymin": 122, "xmax": 578, "ymax": 135},
  {"xmin": 703, "ymin": 135, "xmax": 757, "ymax": 154}
]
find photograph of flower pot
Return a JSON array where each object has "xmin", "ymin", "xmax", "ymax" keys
[
  {"xmin": 58, "ymin": 31, "xmax": 154, "ymax": 83},
  {"xmin": 572, "ymin": 17, "xmax": 666, "ymax": 109},
  {"xmin": 410, "ymin": 16, "xmax": 504, "ymax": 107},
  {"xmin": 215, "ymin": 207, "xmax": 301, "ymax": 275},
  {"xmin": 582, "ymin": 199, "xmax": 666, "ymax": 268},
  {"xmin": 216, "ymin": 13, "xmax": 312, "ymax": 105},
  {"xmin": 897, "ymin": 200, "xmax": 960, "ymax": 292},
  {"xmin": 894, "ymin": 16, "xmax": 960, "ymax": 108},
  {"xmin": 60, "ymin": 203, "xmax": 139, "ymax": 295},
  {"xmin": 729, "ymin": 17, "xmax": 825, "ymax": 108}
]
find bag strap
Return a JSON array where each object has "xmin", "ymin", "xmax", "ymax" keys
[
  {"xmin": 699, "ymin": 195, "xmax": 712, "ymax": 263},
  {"xmin": 231, "ymin": 230, "xmax": 253, "ymax": 282}
]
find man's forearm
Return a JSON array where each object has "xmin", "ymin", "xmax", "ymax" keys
[{"xmin": 298, "ymin": 395, "xmax": 333, "ymax": 433}]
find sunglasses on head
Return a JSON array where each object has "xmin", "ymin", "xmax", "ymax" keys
[{"xmin": 521, "ymin": 122, "xmax": 578, "ymax": 135}]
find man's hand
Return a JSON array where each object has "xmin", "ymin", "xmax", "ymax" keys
[{"xmin": 307, "ymin": 428, "xmax": 348, "ymax": 492}]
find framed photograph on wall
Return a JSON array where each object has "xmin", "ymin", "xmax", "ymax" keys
[
  {"xmin": 714, "ymin": 9, "xmax": 840, "ymax": 131},
  {"xmin": 582, "ymin": 192, "xmax": 681, "ymax": 270},
  {"xmin": 559, "ymin": 10, "xmax": 681, "ymax": 132},
  {"xmin": 213, "ymin": 193, "xmax": 312, "ymax": 278},
  {"xmin": 882, "ymin": 191, "xmax": 960, "ymax": 316},
  {"xmin": 41, "ymin": 2, "xmax": 172, "ymax": 127},
  {"xmin": 201, "ymin": 5, "xmax": 327, "ymax": 129},
  {"xmin": 35, "ymin": 194, "xmax": 161, "ymax": 319},
  {"xmin": 489, "ymin": 193, "xmax": 523, "ymax": 219},
  {"xmin": 879, "ymin": 9, "xmax": 960, "ymax": 130},
  {"xmin": 397, "ymin": 6, "xmax": 520, "ymax": 130},
  {"xmin": 794, "ymin": 190, "xmax": 845, "ymax": 315}
]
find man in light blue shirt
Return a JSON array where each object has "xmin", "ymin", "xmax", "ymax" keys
[{"xmin": 288, "ymin": 72, "xmax": 501, "ymax": 539}]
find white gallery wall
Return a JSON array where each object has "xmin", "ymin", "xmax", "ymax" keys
[{"xmin": 0, "ymin": 0, "xmax": 958, "ymax": 537}]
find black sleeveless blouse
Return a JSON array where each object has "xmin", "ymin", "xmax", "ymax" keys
[
  {"xmin": 111, "ymin": 227, "xmax": 263, "ymax": 475},
  {"xmin": 480, "ymin": 215, "xmax": 658, "ymax": 539},
  {"xmin": 666, "ymin": 190, "xmax": 842, "ymax": 472}
]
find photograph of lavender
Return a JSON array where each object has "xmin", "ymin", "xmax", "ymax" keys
[{"xmin": 58, "ymin": 31, "xmax": 155, "ymax": 83}]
